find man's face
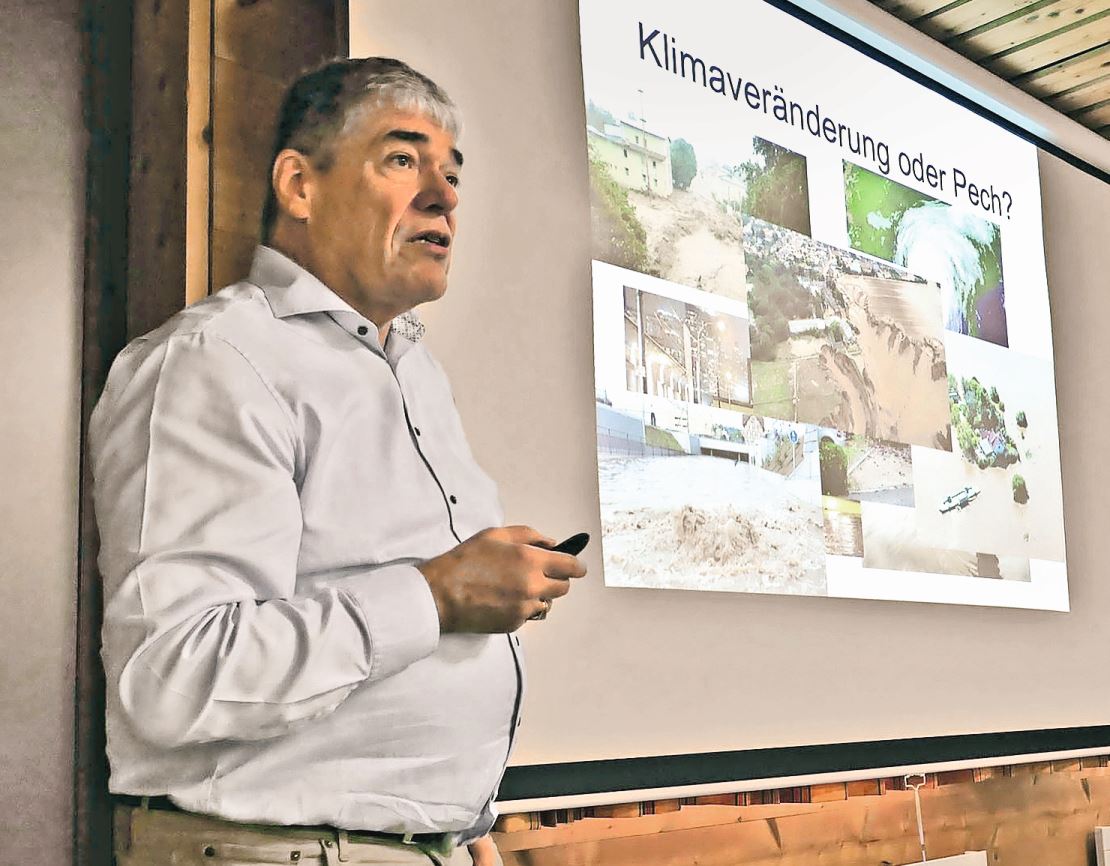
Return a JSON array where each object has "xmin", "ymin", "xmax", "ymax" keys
[{"xmin": 302, "ymin": 106, "xmax": 462, "ymax": 325}]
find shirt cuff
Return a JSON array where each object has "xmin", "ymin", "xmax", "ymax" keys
[{"xmin": 341, "ymin": 564, "xmax": 441, "ymax": 681}]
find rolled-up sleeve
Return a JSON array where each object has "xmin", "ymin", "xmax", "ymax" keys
[{"xmin": 91, "ymin": 331, "xmax": 441, "ymax": 749}]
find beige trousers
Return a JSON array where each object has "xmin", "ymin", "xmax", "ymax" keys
[{"xmin": 114, "ymin": 804, "xmax": 483, "ymax": 866}]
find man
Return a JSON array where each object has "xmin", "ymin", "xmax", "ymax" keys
[{"xmin": 90, "ymin": 57, "xmax": 586, "ymax": 865}]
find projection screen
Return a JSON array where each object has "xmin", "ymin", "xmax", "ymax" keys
[{"xmin": 350, "ymin": 0, "xmax": 1110, "ymax": 807}]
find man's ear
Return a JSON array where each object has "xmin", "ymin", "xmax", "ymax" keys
[{"xmin": 272, "ymin": 149, "xmax": 315, "ymax": 222}]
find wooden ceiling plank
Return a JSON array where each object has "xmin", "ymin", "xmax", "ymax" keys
[
  {"xmin": 1072, "ymin": 97, "xmax": 1110, "ymax": 125},
  {"xmin": 871, "ymin": 0, "xmax": 959, "ymax": 21},
  {"xmin": 986, "ymin": 16, "xmax": 1110, "ymax": 76},
  {"xmin": 1046, "ymin": 71, "xmax": 1110, "ymax": 109},
  {"xmin": 949, "ymin": 0, "xmax": 1110, "ymax": 62},
  {"xmin": 947, "ymin": 0, "xmax": 1060, "ymax": 44},
  {"xmin": 1011, "ymin": 43, "xmax": 1110, "ymax": 90},
  {"xmin": 910, "ymin": 0, "xmax": 973, "ymax": 21},
  {"xmin": 918, "ymin": 0, "xmax": 1046, "ymax": 40}
]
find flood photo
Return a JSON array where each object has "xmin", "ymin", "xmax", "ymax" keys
[
  {"xmin": 587, "ymin": 85, "xmax": 819, "ymax": 308},
  {"xmin": 745, "ymin": 223, "xmax": 950, "ymax": 448},
  {"xmin": 911, "ymin": 335, "xmax": 1065, "ymax": 563},
  {"xmin": 595, "ymin": 404, "xmax": 827, "ymax": 595},
  {"xmin": 593, "ymin": 267, "xmax": 826, "ymax": 596},
  {"xmin": 844, "ymin": 162, "xmax": 1007, "ymax": 347},
  {"xmin": 823, "ymin": 496, "xmax": 864, "ymax": 557},
  {"xmin": 862, "ymin": 502, "xmax": 1030, "ymax": 581},
  {"xmin": 587, "ymin": 97, "xmax": 750, "ymax": 304},
  {"xmin": 819, "ymin": 433, "xmax": 915, "ymax": 507}
]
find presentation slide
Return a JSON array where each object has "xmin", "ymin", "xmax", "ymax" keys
[{"xmin": 581, "ymin": 0, "xmax": 1068, "ymax": 611}]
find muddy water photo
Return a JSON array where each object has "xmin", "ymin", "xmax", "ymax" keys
[
  {"xmin": 746, "ymin": 224, "xmax": 950, "ymax": 449},
  {"xmin": 598, "ymin": 450, "xmax": 826, "ymax": 595}
]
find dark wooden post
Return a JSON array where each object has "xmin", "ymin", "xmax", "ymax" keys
[{"xmin": 76, "ymin": 2, "xmax": 346, "ymax": 862}]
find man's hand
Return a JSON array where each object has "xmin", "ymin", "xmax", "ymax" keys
[
  {"xmin": 417, "ymin": 525, "xmax": 587, "ymax": 633},
  {"xmin": 467, "ymin": 834, "xmax": 501, "ymax": 866}
]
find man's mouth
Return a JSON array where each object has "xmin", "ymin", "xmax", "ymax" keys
[{"xmin": 408, "ymin": 230, "xmax": 451, "ymax": 249}]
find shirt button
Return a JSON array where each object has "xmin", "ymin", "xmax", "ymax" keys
[
  {"xmin": 449, "ymin": 494, "xmax": 458, "ymax": 504},
  {"xmin": 357, "ymin": 326, "xmax": 368, "ymax": 336}
]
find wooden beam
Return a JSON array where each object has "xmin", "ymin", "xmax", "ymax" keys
[
  {"xmin": 77, "ymin": 4, "xmax": 132, "ymax": 863},
  {"xmin": 986, "ymin": 13, "xmax": 1110, "ymax": 76},
  {"xmin": 1012, "ymin": 43, "xmax": 1110, "ymax": 93},
  {"xmin": 129, "ymin": 0, "xmax": 191, "ymax": 337},
  {"xmin": 124, "ymin": 0, "xmax": 214, "ymax": 323},
  {"xmin": 335, "ymin": 0, "xmax": 350, "ymax": 56},
  {"xmin": 186, "ymin": 0, "xmax": 213, "ymax": 304},
  {"xmin": 78, "ymin": 4, "xmax": 348, "ymax": 861},
  {"xmin": 214, "ymin": 0, "xmax": 338, "ymax": 77},
  {"xmin": 209, "ymin": 0, "xmax": 340, "ymax": 288},
  {"xmin": 211, "ymin": 58, "xmax": 283, "ymax": 235},
  {"xmin": 810, "ymin": 782, "xmax": 848, "ymax": 802},
  {"xmin": 497, "ymin": 772, "xmax": 1110, "ymax": 866},
  {"xmin": 1047, "ymin": 71, "xmax": 1110, "ymax": 109},
  {"xmin": 871, "ymin": 0, "xmax": 958, "ymax": 22},
  {"xmin": 1072, "ymin": 96, "xmax": 1110, "ymax": 125},
  {"xmin": 948, "ymin": 0, "xmax": 1109, "ymax": 62},
  {"xmin": 919, "ymin": 0, "xmax": 1043, "ymax": 39}
]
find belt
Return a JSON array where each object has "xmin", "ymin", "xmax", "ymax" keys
[{"xmin": 114, "ymin": 794, "xmax": 462, "ymax": 857}]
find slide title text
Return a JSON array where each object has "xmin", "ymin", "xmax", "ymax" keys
[{"xmin": 638, "ymin": 22, "xmax": 1014, "ymax": 219}]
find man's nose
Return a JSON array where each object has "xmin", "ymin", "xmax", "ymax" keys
[{"xmin": 414, "ymin": 169, "xmax": 459, "ymax": 213}]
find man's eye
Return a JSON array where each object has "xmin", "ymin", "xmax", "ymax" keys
[
  {"xmin": 446, "ymin": 174, "xmax": 460, "ymax": 188},
  {"xmin": 391, "ymin": 153, "xmax": 415, "ymax": 168}
]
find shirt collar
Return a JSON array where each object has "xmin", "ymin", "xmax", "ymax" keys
[
  {"xmin": 248, "ymin": 245, "xmax": 360, "ymax": 319},
  {"xmin": 248, "ymin": 245, "xmax": 419, "ymax": 364}
]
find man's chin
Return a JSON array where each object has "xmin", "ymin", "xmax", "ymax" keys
[
  {"xmin": 382, "ymin": 266, "xmax": 450, "ymax": 313},
  {"xmin": 405, "ymin": 277, "xmax": 449, "ymax": 309}
]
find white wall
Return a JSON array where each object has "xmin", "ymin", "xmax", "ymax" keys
[{"xmin": 0, "ymin": 0, "xmax": 83, "ymax": 860}]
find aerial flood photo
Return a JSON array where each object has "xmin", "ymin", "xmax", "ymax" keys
[{"xmin": 911, "ymin": 335, "xmax": 1065, "ymax": 564}]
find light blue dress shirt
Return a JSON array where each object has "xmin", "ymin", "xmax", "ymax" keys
[{"xmin": 90, "ymin": 246, "xmax": 522, "ymax": 840}]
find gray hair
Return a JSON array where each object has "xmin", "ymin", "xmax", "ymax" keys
[{"xmin": 261, "ymin": 57, "xmax": 460, "ymax": 242}]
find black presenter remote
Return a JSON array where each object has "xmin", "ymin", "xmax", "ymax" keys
[{"xmin": 536, "ymin": 532, "xmax": 590, "ymax": 556}]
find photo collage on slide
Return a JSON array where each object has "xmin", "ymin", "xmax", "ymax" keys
[{"xmin": 585, "ymin": 77, "xmax": 1065, "ymax": 604}]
